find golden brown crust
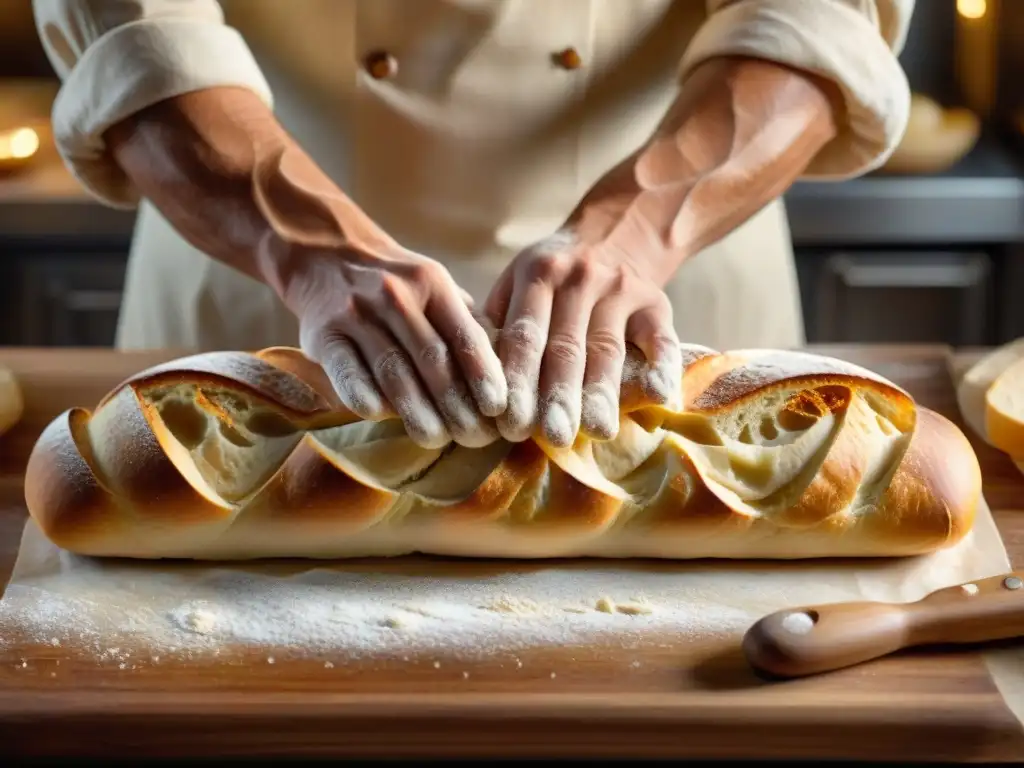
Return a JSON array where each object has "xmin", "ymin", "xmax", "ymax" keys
[
  {"xmin": 22, "ymin": 346, "xmax": 982, "ymax": 560},
  {"xmin": 105, "ymin": 350, "xmax": 345, "ymax": 418},
  {"xmin": 863, "ymin": 408, "xmax": 980, "ymax": 554},
  {"xmin": 238, "ymin": 435, "xmax": 398, "ymax": 534},
  {"xmin": 24, "ymin": 409, "xmax": 120, "ymax": 552}
]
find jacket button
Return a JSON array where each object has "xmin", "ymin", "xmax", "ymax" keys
[
  {"xmin": 554, "ymin": 47, "xmax": 583, "ymax": 70},
  {"xmin": 364, "ymin": 50, "xmax": 398, "ymax": 80}
]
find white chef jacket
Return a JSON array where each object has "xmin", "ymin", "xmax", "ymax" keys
[{"xmin": 32, "ymin": 0, "xmax": 914, "ymax": 353}]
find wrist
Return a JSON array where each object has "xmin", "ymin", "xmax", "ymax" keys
[
  {"xmin": 249, "ymin": 139, "xmax": 399, "ymax": 307},
  {"xmin": 562, "ymin": 153, "xmax": 680, "ymax": 286}
]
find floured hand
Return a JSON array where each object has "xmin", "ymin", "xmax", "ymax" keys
[
  {"xmin": 484, "ymin": 229, "xmax": 682, "ymax": 447},
  {"xmin": 265, "ymin": 239, "xmax": 506, "ymax": 450},
  {"xmin": 251, "ymin": 144, "xmax": 507, "ymax": 450}
]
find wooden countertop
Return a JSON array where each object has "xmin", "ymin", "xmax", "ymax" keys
[{"xmin": 0, "ymin": 344, "xmax": 1022, "ymax": 761}]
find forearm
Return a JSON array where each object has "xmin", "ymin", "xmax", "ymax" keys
[
  {"xmin": 103, "ymin": 86, "xmax": 384, "ymax": 293},
  {"xmin": 568, "ymin": 56, "xmax": 840, "ymax": 284},
  {"xmin": 103, "ymin": 87, "xmax": 280, "ymax": 280},
  {"xmin": 105, "ymin": 86, "xmax": 504, "ymax": 444}
]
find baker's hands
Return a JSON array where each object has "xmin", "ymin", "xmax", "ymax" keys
[
  {"xmin": 253, "ymin": 130, "xmax": 680, "ymax": 452},
  {"xmin": 484, "ymin": 228, "xmax": 682, "ymax": 448},
  {"xmin": 270, "ymin": 239, "xmax": 507, "ymax": 450},
  {"xmin": 247, "ymin": 141, "xmax": 509, "ymax": 451}
]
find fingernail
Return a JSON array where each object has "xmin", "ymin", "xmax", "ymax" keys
[
  {"xmin": 581, "ymin": 384, "xmax": 618, "ymax": 440},
  {"xmin": 473, "ymin": 377, "xmax": 507, "ymax": 418},
  {"xmin": 397, "ymin": 396, "xmax": 449, "ymax": 449},
  {"xmin": 443, "ymin": 388, "xmax": 499, "ymax": 448},
  {"xmin": 498, "ymin": 382, "xmax": 535, "ymax": 442},
  {"xmin": 543, "ymin": 402, "xmax": 575, "ymax": 448},
  {"xmin": 344, "ymin": 379, "xmax": 385, "ymax": 417}
]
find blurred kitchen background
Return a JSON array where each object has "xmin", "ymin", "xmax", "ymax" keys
[{"xmin": 0, "ymin": 0, "xmax": 1022, "ymax": 348}]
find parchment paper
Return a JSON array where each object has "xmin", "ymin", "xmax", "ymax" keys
[
  {"xmin": 0, "ymin": 498, "xmax": 1012, "ymax": 672},
  {"xmin": 947, "ymin": 351, "xmax": 1024, "ymax": 728}
]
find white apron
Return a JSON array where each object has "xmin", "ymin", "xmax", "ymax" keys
[{"xmin": 115, "ymin": 0, "xmax": 804, "ymax": 353}]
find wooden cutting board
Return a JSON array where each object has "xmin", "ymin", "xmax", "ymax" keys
[{"xmin": 0, "ymin": 346, "xmax": 1021, "ymax": 761}]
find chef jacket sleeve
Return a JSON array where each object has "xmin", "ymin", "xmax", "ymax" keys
[
  {"xmin": 32, "ymin": 0, "xmax": 274, "ymax": 208},
  {"xmin": 682, "ymin": 0, "xmax": 915, "ymax": 179}
]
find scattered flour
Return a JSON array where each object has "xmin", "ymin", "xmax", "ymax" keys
[
  {"xmin": 0, "ymin": 564, "xmax": 769, "ymax": 664},
  {"xmin": 175, "ymin": 605, "xmax": 218, "ymax": 635}
]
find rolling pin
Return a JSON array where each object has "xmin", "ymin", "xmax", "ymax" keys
[{"xmin": 742, "ymin": 572, "xmax": 1024, "ymax": 679}]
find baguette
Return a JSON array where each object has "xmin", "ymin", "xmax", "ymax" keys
[{"xmin": 23, "ymin": 344, "xmax": 980, "ymax": 561}]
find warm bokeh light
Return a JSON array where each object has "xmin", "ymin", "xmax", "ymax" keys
[
  {"xmin": 0, "ymin": 127, "xmax": 40, "ymax": 161},
  {"xmin": 957, "ymin": 0, "xmax": 987, "ymax": 20}
]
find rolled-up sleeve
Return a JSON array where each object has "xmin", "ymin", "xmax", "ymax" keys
[
  {"xmin": 681, "ymin": 0, "xmax": 915, "ymax": 179},
  {"xmin": 33, "ymin": 0, "xmax": 274, "ymax": 208}
]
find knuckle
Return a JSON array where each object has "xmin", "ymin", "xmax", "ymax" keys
[
  {"xmin": 563, "ymin": 259, "xmax": 601, "ymax": 289},
  {"xmin": 546, "ymin": 331, "xmax": 585, "ymax": 366},
  {"xmin": 302, "ymin": 321, "xmax": 349, "ymax": 358},
  {"xmin": 500, "ymin": 317, "xmax": 543, "ymax": 351},
  {"xmin": 323, "ymin": 305, "xmax": 360, "ymax": 331},
  {"xmin": 522, "ymin": 252, "xmax": 563, "ymax": 283},
  {"xmin": 379, "ymin": 278, "xmax": 408, "ymax": 308},
  {"xmin": 417, "ymin": 341, "xmax": 451, "ymax": 370},
  {"xmin": 319, "ymin": 331, "xmax": 354, "ymax": 356},
  {"xmin": 372, "ymin": 347, "xmax": 412, "ymax": 383},
  {"xmin": 453, "ymin": 323, "xmax": 480, "ymax": 356},
  {"xmin": 410, "ymin": 260, "xmax": 447, "ymax": 286},
  {"xmin": 586, "ymin": 329, "xmax": 626, "ymax": 362},
  {"xmin": 608, "ymin": 264, "xmax": 633, "ymax": 295}
]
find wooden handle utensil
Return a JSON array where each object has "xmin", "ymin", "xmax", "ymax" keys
[{"xmin": 742, "ymin": 572, "xmax": 1024, "ymax": 678}]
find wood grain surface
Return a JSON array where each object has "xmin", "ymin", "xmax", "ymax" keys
[{"xmin": 0, "ymin": 345, "xmax": 1022, "ymax": 761}]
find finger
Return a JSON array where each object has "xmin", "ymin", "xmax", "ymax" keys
[
  {"xmin": 299, "ymin": 323, "xmax": 391, "ymax": 420},
  {"xmin": 536, "ymin": 276, "xmax": 601, "ymax": 448},
  {"xmin": 320, "ymin": 337, "xmax": 392, "ymax": 419},
  {"xmin": 580, "ymin": 298, "xmax": 630, "ymax": 441},
  {"xmin": 385, "ymin": 303, "xmax": 499, "ymax": 448},
  {"xmin": 483, "ymin": 265, "xmax": 516, "ymax": 330},
  {"xmin": 495, "ymin": 280, "xmax": 555, "ymax": 443},
  {"xmin": 450, "ymin": 281, "xmax": 499, "ymax": 346},
  {"xmin": 346, "ymin": 322, "xmax": 450, "ymax": 449},
  {"xmin": 626, "ymin": 303, "xmax": 683, "ymax": 409},
  {"xmin": 429, "ymin": 290, "xmax": 508, "ymax": 419}
]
